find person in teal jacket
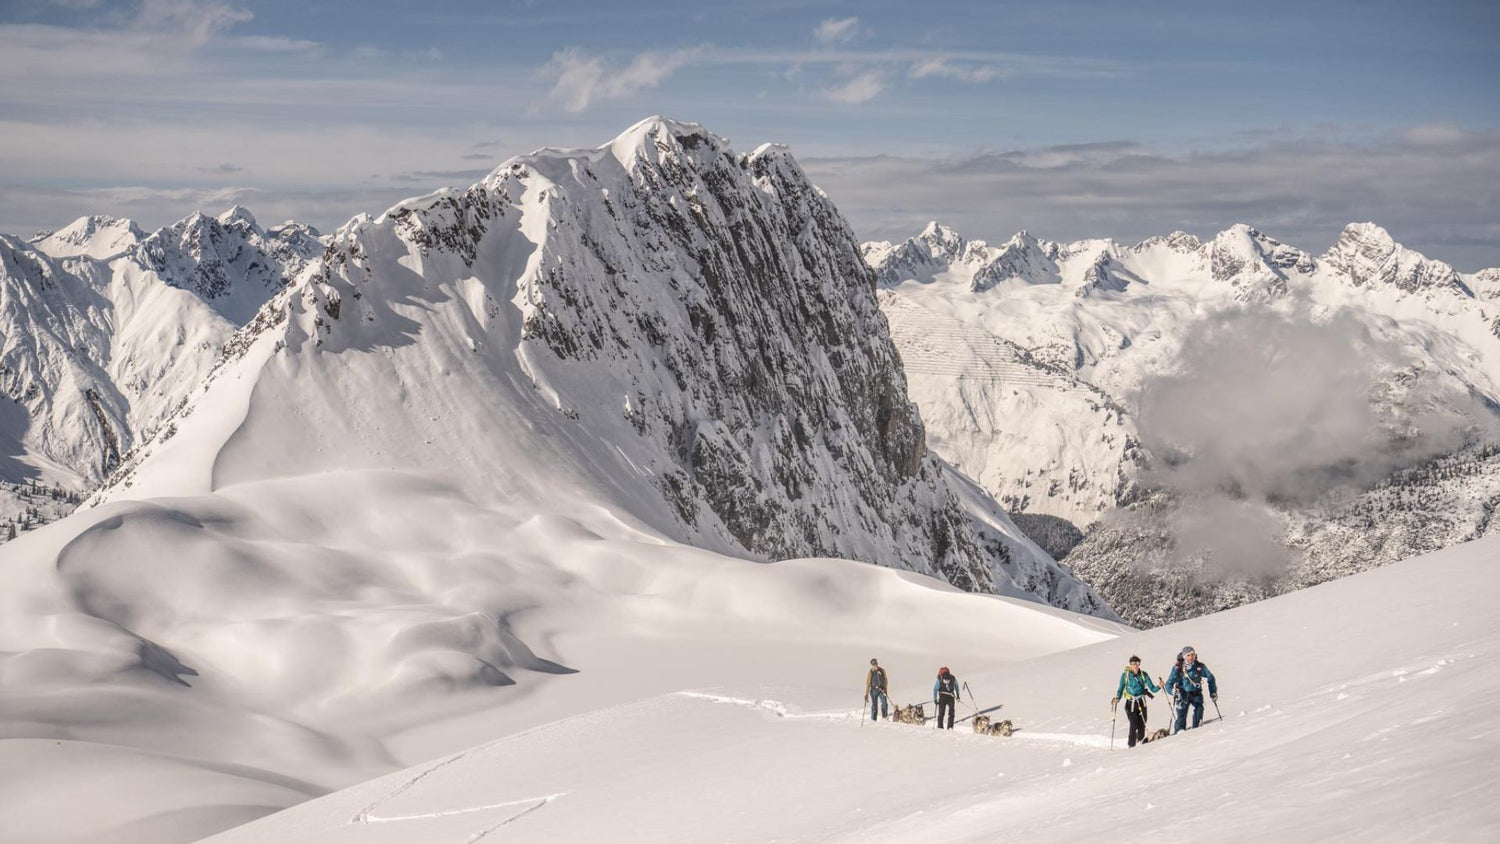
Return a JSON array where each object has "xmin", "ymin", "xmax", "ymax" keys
[
  {"xmin": 1111, "ymin": 655, "xmax": 1160, "ymax": 747},
  {"xmin": 1165, "ymin": 645, "xmax": 1218, "ymax": 733}
]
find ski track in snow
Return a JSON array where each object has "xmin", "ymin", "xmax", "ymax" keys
[
  {"xmin": 678, "ymin": 690, "xmax": 1123, "ymax": 749},
  {"xmin": 359, "ymin": 794, "xmax": 564, "ymax": 826},
  {"xmin": 349, "ymin": 738, "xmax": 568, "ymax": 841},
  {"xmin": 1005, "ymin": 731, "xmax": 1113, "ymax": 749},
  {"xmin": 674, "ymin": 690, "xmax": 853, "ymax": 720}
]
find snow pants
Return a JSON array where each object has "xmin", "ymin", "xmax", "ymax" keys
[
  {"xmin": 869, "ymin": 689, "xmax": 888, "ymax": 721},
  {"xmin": 935, "ymin": 695, "xmax": 956, "ymax": 729},
  {"xmin": 1125, "ymin": 697, "xmax": 1149, "ymax": 747},
  {"xmin": 1174, "ymin": 694, "xmax": 1204, "ymax": 733}
]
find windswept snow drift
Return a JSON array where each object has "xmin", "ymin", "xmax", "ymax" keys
[{"xmin": 199, "ymin": 535, "xmax": 1500, "ymax": 844}]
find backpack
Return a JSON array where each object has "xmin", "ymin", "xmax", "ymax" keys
[
  {"xmin": 870, "ymin": 667, "xmax": 887, "ymax": 691},
  {"xmin": 937, "ymin": 674, "xmax": 958, "ymax": 698},
  {"xmin": 1173, "ymin": 661, "xmax": 1208, "ymax": 695}
]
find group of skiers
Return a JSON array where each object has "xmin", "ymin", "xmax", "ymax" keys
[
  {"xmin": 862, "ymin": 646, "xmax": 1219, "ymax": 745},
  {"xmin": 864, "ymin": 658, "xmax": 963, "ymax": 728},
  {"xmin": 1113, "ymin": 646, "xmax": 1218, "ymax": 746}
]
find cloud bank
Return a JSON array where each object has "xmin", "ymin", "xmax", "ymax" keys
[
  {"xmin": 1130, "ymin": 303, "xmax": 1495, "ymax": 579},
  {"xmin": 805, "ymin": 128, "xmax": 1500, "ymax": 271}
]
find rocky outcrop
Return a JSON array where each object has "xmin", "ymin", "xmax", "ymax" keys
[{"xmin": 1322, "ymin": 222, "xmax": 1469, "ymax": 296}]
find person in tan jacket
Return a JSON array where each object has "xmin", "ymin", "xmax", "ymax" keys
[{"xmin": 865, "ymin": 658, "xmax": 889, "ymax": 721}]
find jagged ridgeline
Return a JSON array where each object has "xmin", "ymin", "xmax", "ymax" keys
[
  {"xmin": 105, "ymin": 117, "xmax": 1106, "ymax": 615},
  {"xmin": 0, "ymin": 210, "xmax": 321, "ymax": 538}
]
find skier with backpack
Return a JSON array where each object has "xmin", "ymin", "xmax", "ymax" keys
[
  {"xmin": 865, "ymin": 658, "xmax": 890, "ymax": 721},
  {"xmin": 933, "ymin": 666, "xmax": 960, "ymax": 729},
  {"xmin": 1111, "ymin": 655, "xmax": 1160, "ymax": 747},
  {"xmin": 1165, "ymin": 646, "xmax": 1218, "ymax": 733}
]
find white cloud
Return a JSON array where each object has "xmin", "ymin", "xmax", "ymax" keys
[
  {"xmin": 132, "ymin": 0, "xmax": 253, "ymax": 50},
  {"xmin": 813, "ymin": 17, "xmax": 860, "ymax": 45},
  {"xmin": 541, "ymin": 47, "xmax": 705, "ymax": 113},
  {"xmin": 232, "ymin": 35, "xmax": 322, "ymax": 53},
  {"xmin": 822, "ymin": 70, "xmax": 884, "ymax": 104},
  {"xmin": 909, "ymin": 58, "xmax": 1001, "ymax": 83},
  {"xmin": 1403, "ymin": 123, "xmax": 1467, "ymax": 145}
]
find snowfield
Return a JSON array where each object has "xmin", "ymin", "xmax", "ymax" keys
[
  {"xmin": 194, "ymin": 535, "xmax": 1500, "ymax": 844},
  {"xmin": 0, "ymin": 479, "xmax": 1122, "ymax": 844}
]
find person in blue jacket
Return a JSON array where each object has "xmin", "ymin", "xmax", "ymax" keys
[
  {"xmin": 1165, "ymin": 645, "xmax": 1217, "ymax": 733},
  {"xmin": 1111, "ymin": 655, "xmax": 1160, "ymax": 747},
  {"xmin": 933, "ymin": 667, "xmax": 960, "ymax": 729}
]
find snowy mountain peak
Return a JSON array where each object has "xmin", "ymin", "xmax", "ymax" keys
[
  {"xmin": 1207, "ymin": 224, "xmax": 1314, "ymax": 298},
  {"xmin": 135, "ymin": 207, "xmax": 323, "ymax": 324},
  {"xmin": 33, "ymin": 214, "xmax": 144, "ymax": 260},
  {"xmin": 605, "ymin": 115, "xmax": 725, "ymax": 172},
  {"xmin": 1469, "ymin": 267, "xmax": 1500, "ymax": 302},
  {"xmin": 216, "ymin": 205, "xmax": 261, "ymax": 232},
  {"xmin": 865, "ymin": 223, "xmax": 982, "ymax": 287},
  {"xmin": 918, "ymin": 220, "xmax": 967, "ymax": 253},
  {"xmin": 971, "ymin": 229, "xmax": 1062, "ymax": 292},
  {"xmin": 1322, "ymin": 222, "xmax": 1468, "ymax": 296}
]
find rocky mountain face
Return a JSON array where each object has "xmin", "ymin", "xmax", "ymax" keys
[
  {"xmin": 1322, "ymin": 221, "xmax": 1473, "ymax": 296},
  {"xmin": 0, "ymin": 209, "xmax": 321, "ymax": 536},
  {"xmin": 96, "ymin": 118, "xmax": 1108, "ymax": 616},
  {"xmin": 134, "ymin": 206, "xmax": 322, "ymax": 324},
  {"xmin": 869, "ymin": 219, "xmax": 1500, "ymax": 626}
]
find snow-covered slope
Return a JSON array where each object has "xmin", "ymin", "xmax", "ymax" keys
[
  {"xmin": 0, "ymin": 210, "xmax": 320, "ymax": 534},
  {"xmin": 186, "ymin": 534, "xmax": 1500, "ymax": 844},
  {"xmin": 868, "ymin": 221, "xmax": 1500, "ymax": 623}
]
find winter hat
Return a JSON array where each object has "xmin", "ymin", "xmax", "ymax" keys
[
  {"xmin": 1180, "ymin": 646, "xmax": 1196, "ymax": 658},
  {"xmin": 939, "ymin": 666, "xmax": 950, "ymax": 675},
  {"xmin": 1128, "ymin": 655, "xmax": 1141, "ymax": 664}
]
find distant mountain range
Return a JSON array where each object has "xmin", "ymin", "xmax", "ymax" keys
[
  {"xmin": 0, "ymin": 209, "xmax": 321, "ymax": 532},
  {"xmin": 867, "ymin": 220, "xmax": 1500, "ymax": 625}
]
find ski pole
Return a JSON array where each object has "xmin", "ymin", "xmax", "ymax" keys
[
  {"xmin": 1210, "ymin": 692, "xmax": 1222, "ymax": 722},
  {"xmin": 1110, "ymin": 697, "xmax": 1118, "ymax": 751},
  {"xmin": 962, "ymin": 681, "xmax": 980, "ymax": 717}
]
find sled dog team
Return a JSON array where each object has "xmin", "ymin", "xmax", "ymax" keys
[{"xmin": 863, "ymin": 646, "xmax": 1218, "ymax": 747}]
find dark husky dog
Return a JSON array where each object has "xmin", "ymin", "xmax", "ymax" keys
[
  {"xmin": 971, "ymin": 715, "xmax": 1014, "ymax": 737},
  {"xmin": 892, "ymin": 703, "xmax": 926, "ymax": 724}
]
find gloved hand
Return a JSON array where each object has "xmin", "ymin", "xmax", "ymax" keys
[
  {"xmin": 1211, "ymin": 694, "xmax": 1218, "ymax": 703},
  {"xmin": 1111, "ymin": 697, "xmax": 1119, "ymax": 706},
  {"xmin": 864, "ymin": 695, "xmax": 869, "ymax": 703}
]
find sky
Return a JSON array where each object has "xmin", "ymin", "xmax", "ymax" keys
[{"xmin": 1, "ymin": 0, "xmax": 1497, "ymax": 268}]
